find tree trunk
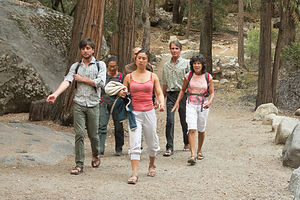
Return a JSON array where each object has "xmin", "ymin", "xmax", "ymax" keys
[
  {"xmin": 150, "ymin": 0, "xmax": 155, "ymax": 15},
  {"xmin": 172, "ymin": 0, "xmax": 185, "ymax": 24},
  {"xmin": 178, "ymin": 0, "xmax": 186, "ymax": 23},
  {"xmin": 110, "ymin": 33, "xmax": 119, "ymax": 56},
  {"xmin": 256, "ymin": 0, "xmax": 272, "ymax": 109},
  {"xmin": 199, "ymin": 0, "xmax": 213, "ymax": 74},
  {"xmin": 142, "ymin": 0, "xmax": 151, "ymax": 51},
  {"xmin": 238, "ymin": 0, "xmax": 244, "ymax": 68},
  {"xmin": 173, "ymin": 0, "xmax": 180, "ymax": 23},
  {"xmin": 272, "ymin": 0, "xmax": 291, "ymax": 104},
  {"xmin": 29, "ymin": 0, "xmax": 106, "ymax": 124},
  {"xmin": 284, "ymin": 3, "xmax": 296, "ymax": 45},
  {"xmin": 29, "ymin": 100, "xmax": 54, "ymax": 121},
  {"xmin": 118, "ymin": 0, "xmax": 136, "ymax": 71},
  {"xmin": 186, "ymin": 0, "xmax": 192, "ymax": 38}
]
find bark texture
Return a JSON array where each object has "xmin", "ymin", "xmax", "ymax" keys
[
  {"xmin": 238, "ymin": 0, "xmax": 244, "ymax": 68},
  {"xmin": 256, "ymin": 0, "xmax": 272, "ymax": 109},
  {"xmin": 118, "ymin": 0, "xmax": 136, "ymax": 71},
  {"xmin": 199, "ymin": 0, "xmax": 213, "ymax": 73}
]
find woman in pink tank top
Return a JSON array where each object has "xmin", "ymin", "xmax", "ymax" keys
[
  {"xmin": 118, "ymin": 49, "xmax": 165, "ymax": 184},
  {"xmin": 171, "ymin": 55, "xmax": 215, "ymax": 166}
]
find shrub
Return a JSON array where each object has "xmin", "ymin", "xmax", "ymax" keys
[
  {"xmin": 245, "ymin": 28, "xmax": 260, "ymax": 61},
  {"xmin": 281, "ymin": 42, "xmax": 300, "ymax": 70},
  {"xmin": 245, "ymin": 27, "xmax": 278, "ymax": 70}
]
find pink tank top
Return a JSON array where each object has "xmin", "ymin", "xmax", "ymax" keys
[{"xmin": 129, "ymin": 73, "xmax": 154, "ymax": 112}]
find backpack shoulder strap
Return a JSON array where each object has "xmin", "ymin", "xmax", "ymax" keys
[
  {"xmin": 187, "ymin": 72, "xmax": 193, "ymax": 90},
  {"xmin": 75, "ymin": 61, "xmax": 81, "ymax": 74},
  {"xmin": 205, "ymin": 72, "xmax": 210, "ymax": 96},
  {"xmin": 118, "ymin": 72, "xmax": 123, "ymax": 82},
  {"xmin": 188, "ymin": 72, "xmax": 193, "ymax": 81},
  {"xmin": 205, "ymin": 72, "xmax": 210, "ymax": 86},
  {"xmin": 95, "ymin": 60, "xmax": 100, "ymax": 72},
  {"xmin": 74, "ymin": 61, "xmax": 81, "ymax": 89}
]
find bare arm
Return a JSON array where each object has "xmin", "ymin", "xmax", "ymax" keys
[
  {"xmin": 74, "ymin": 75, "xmax": 96, "ymax": 87},
  {"xmin": 153, "ymin": 73, "xmax": 165, "ymax": 112},
  {"xmin": 203, "ymin": 79, "xmax": 214, "ymax": 109},
  {"xmin": 46, "ymin": 80, "xmax": 70, "ymax": 104},
  {"xmin": 163, "ymin": 84, "xmax": 168, "ymax": 97},
  {"xmin": 118, "ymin": 74, "xmax": 130, "ymax": 98},
  {"xmin": 171, "ymin": 77, "xmax": 188, "ymax": 112}
]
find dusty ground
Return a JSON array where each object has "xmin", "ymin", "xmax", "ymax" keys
[
  {"xmin": 0, "ymin": 90, "xmax": 294, "ymax": 200},
  {"xmin": 0, "ymin": 30, "xmax": 295, "ymax": 199}
]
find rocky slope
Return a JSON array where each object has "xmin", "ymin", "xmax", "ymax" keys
[{"xmin": 0, "ymin": 0, "xmax": 72, "ymax": 115}]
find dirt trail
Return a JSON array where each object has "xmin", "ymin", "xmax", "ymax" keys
[{"xmin": 0, "ymin": 50, "xmax": 294, "ymax": 199}]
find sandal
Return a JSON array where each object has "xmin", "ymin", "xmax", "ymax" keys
[
  {"xmin": 147, "ymin": 165, "xmax": 156, "ymax": 177},
  {"xmin": 197, "ymin": 152, "xmax": 204, "ymax": 160},
  {"xmin": 91, "ymin": 155, "xmax": 101, "ymax": 168},
  {"xmin": 70, "ymin": 166, "xmax": 83, "ymax": 175},
  {"xmin": 183, "ymin": 144, "xmax": 190, "ymax": 151},
  {"xmin": 187, "ymin": 156, "xmax": 196, "ymax": 165},
  {"xmin": 163, "ymin": 149, "xmax": 173, "ymax": 157},
  {"xmin": 127, "ymin": 175, "xmax": 138, "ymax": 184}
]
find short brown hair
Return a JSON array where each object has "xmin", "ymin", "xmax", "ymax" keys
[{"xmin": 79, "ymin": 38, "xmax": 95, "ymax": 49}]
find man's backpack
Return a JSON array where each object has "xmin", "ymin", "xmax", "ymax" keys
[{"xmin": 74, "ymin": 61, "xmax": 100, "ymax": 91}]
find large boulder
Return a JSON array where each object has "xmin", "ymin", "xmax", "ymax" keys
[
  {"xmin": 0, "ymin": 122, "xmax": 74, "ymax": 165},
  {"xmin": 277, "ymin": 69, "xmax": 300, "ymax": 111},
  {"xmin": 253, "ymin": 103, "xmax": 278, "ymax": 121},
  {"xmin": 0, "ymin": 0, "xmax": 109, "ymax": 115},
  {"xmin": 295, "ymin": 108, "xmax": 300, "ymax": 116},
  {"xmin": 0, "ymin": 0, "xmax": 71, "ymax": 115},
  {"xmin": 282, "ymin": 124, "xmax": 300, "ymax": 168},
  {"xmin": 289, "ymin": 167, "xmax": 300, "ymax": 199},
  {"xmin": 271, "ymin": 115, "xmax": 284, "ymax": 132},
  {"xmin": 275, "ymin": 117, "xmax": 300, "ymax": 145},
  {"xmin": 262, "ymin": 113, "xmax": 277, "ymax": 125}
]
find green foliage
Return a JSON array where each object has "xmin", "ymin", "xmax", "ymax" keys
[
  {"xmin": 38, "ymin": 0, "xmax": 76, "ymax": 15},
  {"xmin": 245, "ymin": 28, "xmax": 260, "ymax": 61},
  {"xmin": 244, "ymin": 0, "xmax": 261, "ymax": 12},
  {"xmin": 244, "ymin": 27, "xmax": 278, "ymax": 70},
  {"xmin": 281, "ymin": 42, "xmax": 300, "ymax": 69},
  {"xmin": 191, "ymin": 0, "xmax": 228, "ymax": 31},
  {"xmin": 104, "ymin": 0, "xmax": 118, "ymax": 34},
  {"xmin": 213, "ymin": 0, "xmax": 228, "ymax": 30}
]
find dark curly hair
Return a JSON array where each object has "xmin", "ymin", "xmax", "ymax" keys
[{"xmin": 189, "ymin": 54, "xmax": 206, "ymax": 74}]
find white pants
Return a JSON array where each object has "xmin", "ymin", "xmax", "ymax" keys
[
  {"xmin": 128, "ymin": 109, "xmax": 160, "ymax": 160},
  {"xmin": 186, "ymin": 103, "xmax": 210, "ymax": 132}
]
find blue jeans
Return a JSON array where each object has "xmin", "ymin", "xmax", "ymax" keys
[
  {"xmin": 165, "ymin": 91, "xmax": 188, "ymax": 151},
  {"xmin": 99, "ymin": 103, "xmax": 124, "ymax": 154}
]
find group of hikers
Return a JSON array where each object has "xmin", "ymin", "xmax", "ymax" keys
[{"xmin": 46, "ymin": 38, "xmax": 214, "ymax": 184}]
